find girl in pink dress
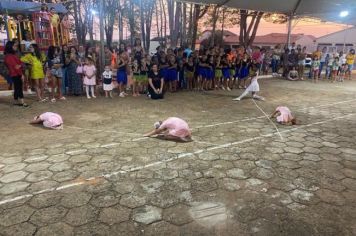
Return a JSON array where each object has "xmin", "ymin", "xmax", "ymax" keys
[
  {"xmin": 30, "ymin": 112, "xmax": 63, "ymax": 130},
  {"xmin": 144, "ymin": 117, "xmax": 192, "ymax": 142},
  {"xmin": 270, "ymin": 106, "xmax": 297, "ymax": 125},
  {"xmin": 83, "ymin": 56, "xmax": 97, "ymax": 99}
]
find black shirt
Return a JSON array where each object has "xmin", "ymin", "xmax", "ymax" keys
[{"xmin": 148, "ymin": 71, "xmax": 162, "ymax": 89}]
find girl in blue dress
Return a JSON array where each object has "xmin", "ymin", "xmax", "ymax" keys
[
  {"xmin": 116, "ymin": 53, "xmax": 128, "ymax": 97},
  {"xmin": 221, "ymin": 55, "xmax": 230, "ymax": 90},
  {"xmin": 167, "ymin": 55, "xmax": 178, "ymax": 92}
]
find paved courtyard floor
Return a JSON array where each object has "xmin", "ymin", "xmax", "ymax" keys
[{"xmin": 0, "ymin": 77, "xmax": 356, "ymax": 236}]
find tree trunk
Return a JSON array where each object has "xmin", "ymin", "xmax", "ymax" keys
[
  {"xmin": 171, "ymin": 2, "xmax": 181, "ymax": 48},
  {"xmin": 167, "ymin": 0, "xmax": 174, "ymax": 45},
  {"xmin": 191, "ymin": 5, "xmax": 199, "ymax": 50},
  {"xmin": 187, "ymin": 4, "xmax": 193, "ymax": 47},
  {"xmin": 161, "ymin": 0, "xmax": 167, "ymax": 46},
  {"xmin": 220, "ymin": 8, "xmax": 226, "ymax": 47},
  {"xmin": 210, "ymin": 6, "xmax": 219, "ymax": 47},
  {"xmin": 239, "ymin": 10, "xmax": 264, "ymax": 47},
  {"xmin": 155, "ymin": 1, "xmax": 161, "ymax": 40},
  {"xmin": 247, "ymin": 12, "xmax": 263, "ymax": 46},
  {"xmin": 118, "ymin": 0, "xmax": 123, "ymax": 42},
  {"xmin": 181, "ymin": 3, "xmax": 186, "ymax": 46},
  {"xmin": 140, "ymin": 0, "xmax": 146, "ymax": 50}
]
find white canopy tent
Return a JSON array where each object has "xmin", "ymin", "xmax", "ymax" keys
[{"xmin": 180, "ymin": 0, "xmax": 356, "ymax": 46}]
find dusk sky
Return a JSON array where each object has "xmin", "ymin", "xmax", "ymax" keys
[{"xmin": 229, "ymin": 19, "xmax": 349, "ymax": 38}]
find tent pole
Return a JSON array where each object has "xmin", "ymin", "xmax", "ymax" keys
[
  {"xmin": 4, "ymin": 15, "xmax": 10, "ymax": 41},
  {"xmin": 287, "ymin": 14, "xmax": 292, "ymax": 47}
]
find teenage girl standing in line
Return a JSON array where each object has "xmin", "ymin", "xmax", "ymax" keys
[{"xmin": 21, "ymin": 44, "xmax": 46, "ymax": 102}]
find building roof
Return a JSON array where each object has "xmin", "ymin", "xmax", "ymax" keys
[
  {"xmin": 222, "ymin": 33, "xmax": 316, "ymax": 45},
  {"xmin": 200, "ymin": 30, "xmax": 238, "ymax": 37},
  {"xmin": 179, "ymin": 0, "xmax": 356, "ymax": 26}
]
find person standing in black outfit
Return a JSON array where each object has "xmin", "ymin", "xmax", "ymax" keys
[{"xmin": 4, "ymin": 41, "xmax": 28, "ymax": 107}]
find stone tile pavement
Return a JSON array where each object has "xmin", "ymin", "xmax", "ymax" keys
[{"xmin": 0, "ymin": 78, "xmax": 356, "ymax": 235}]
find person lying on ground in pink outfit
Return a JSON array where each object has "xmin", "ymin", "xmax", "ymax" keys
[
  {"xmin": 144, "ymin": 117, "xmax": 192, "ymax": 142},
  {"xmin": 270, "ymin": 106, "xmax": 297, "ymax": 125},
  {"xmin": 30, "ymin": 112, "xmax": 63, "ymax": 130}
]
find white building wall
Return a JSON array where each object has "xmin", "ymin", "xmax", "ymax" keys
[
  {"xmin": 296, "ymin": 36, "xmax": 316, "ymax": 53},
  {"xmin": 313, "ymin": 27, "xmax": 356, "ymax": 53}
]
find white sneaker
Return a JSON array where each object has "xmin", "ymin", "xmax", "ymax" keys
[
  {"xmin": 221, "ymin": 87, "xmax": 225, "ymax": 90},
  {"xmin": 119, "ymin": 92, "xmax": 125, "ymax": 97},
  {"xmin": 227, "ymin": 87, "xmax": 231, "ymax": 91},
  {"xmin": 92, "ymin": 95, "xmax": 97, "ymax": 98},
  {"xmin": 232, "ymin": 97, "xmax": 241, "ymax": 101},
  {"xmin": 87, "ymin": 96, "xmax": 91, "ymax": 99}
]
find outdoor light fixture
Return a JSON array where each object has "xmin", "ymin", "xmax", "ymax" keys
[
  {"xmin": 91, "ymin": 9, "xmax": 98, "ymax": 15},
  {"xmin": 339, "ymin": 11, "xmax": 349, "ymax": 18}
]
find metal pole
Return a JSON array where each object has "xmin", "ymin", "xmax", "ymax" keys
[
  {"xmin": 286, "ymin": 14, "xmax": 292, "ymax": 47},
  {"xmin": 99, "ymin": 0, "xmax": 105, "ymax": 73}
]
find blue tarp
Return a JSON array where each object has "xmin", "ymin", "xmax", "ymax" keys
[{"xmin": 0, "ymin": 1, "xmax": 68, "ymax": 14}]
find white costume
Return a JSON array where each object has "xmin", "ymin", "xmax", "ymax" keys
[{"xmin": 233, "ymin": 74, "xmax": 264, "ymax": 101}]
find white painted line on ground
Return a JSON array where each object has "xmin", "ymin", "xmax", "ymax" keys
[
  {"xmin": 101, "ymin": 142, "xmax": 120, "ymax": 148},
  {"xmin": 0, "ymin": 113, "xmax": 353, "ymax": 206},
  {"xmin": 63, "ymin": 98, "xmax": 356, "ymax": 139},
  {"xmin": 252, "ymin": 99, "xmax": 283, "ymax": 140},
  {"xmin": 193, "ymin": 98, "xmax": 356, "ymax": 131},
  {"xmin": 298, "ymin": 98, "xmax": 356, "ymax": 111},
  {"xmin": 65, "ymin": 125, "xmax": 142, "ymax": 136}
]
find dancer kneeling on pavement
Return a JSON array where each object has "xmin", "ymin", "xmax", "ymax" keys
[
  {"xmin": 30, "ymin": 112, "xmax": 63, "ymax": 130},
  {"xmin": 270, "ymin": 106, "xmax": 297, "ymax": 125},
  {"xmin": 144, "ymin": 117, "xmax": 192, "ymax": 142},
  {"xmin": 233, "ymin": 65, "xmax": 264, "ymax": 101},
  {"xmin": 147, "ymin": 64, "xmax": 164, "ymax": 99}
]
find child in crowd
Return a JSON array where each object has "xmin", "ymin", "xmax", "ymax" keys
[
  {"xmin": 132, "ymin": 58, "xmax": 141, "ymax": 96},
  {"xmin": 338, "ymin": 63, "xmax": 347, "ymax": 82},
  {"xmin": 198, "ymin": 55, "xmax": 208, "ymax": 91},
  {"xmin": 229, "ymin": 56, "xmax": 236, "ymax": 90},
  {"xmin": 184, "ymin": 56, "xmax": 195, "ymax": 91},
  {"xmin": 214, "ymin": 55, "xmax": 222, "ymax": 90},
  {"xmin": 116, "ymin": 53, "xmax": 128, "ymax": 97},
  {"xmin": 237, "ymin": 54, "xmax": 250, "ymax": 89},
  {"xmin": 102, "ymin": 65, "xmax": 113, "ymax": 98},
  {"xmin": 221, "ymin": 55, "xmax": 230, "ymax": 91},
  {"xmin": 140, "ymin": 57, "xmax": 149, "ymax": 93},
  {"xmin": 232, "ymin": 65, "xmax": 264, "ymax": 101},
  {"xmin": 167, "ymin": 55, "xmax": 178, "ymax": 92},
  {"xmin": 287, "ymin": 67, "xmax": 299, "ymax": 81},
  {"xmin": 311, "ymin": 55, "xmax": 320, "ymax": 83},
  {"xmin": 83, "ymin": 56, "xmax": 97, "ymax": 99},
  {"xmin": 50, "ymin": 47, "xmax": 65, "ymax": 102},
  {"xmin": 331, "ymin": 57, "xmax": 339, "ymax": 83},
  {"xmin": 325, "ymin": 53, "xmax": 334, "ymax": 80},
  {"xmin": 159, "ymin": 55, "xmax": 169, "ymax": 91},
  {"xmin": 206, "ymin": 56, "xmax": 214, "ymax": 90}
]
